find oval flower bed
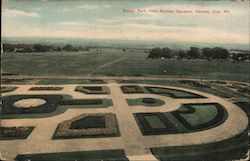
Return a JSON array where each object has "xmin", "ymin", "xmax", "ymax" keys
[{"xmin": 13, "ymin": 98, "xmax": 47, "ymax": 109}]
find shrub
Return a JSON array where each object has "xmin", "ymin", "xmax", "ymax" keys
[{"xmin": 142, "ymin": 98, "xmax": 156, "ymax": 104}]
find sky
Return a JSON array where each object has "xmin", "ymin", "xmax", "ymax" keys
[{"xmin": 1, "ymin": 0, "xmax": 250, "ymax": 45}]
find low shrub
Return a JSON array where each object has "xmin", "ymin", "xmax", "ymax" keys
[
  {"xmin": 121, "ymin": 85, "xmax": 144, "ymax": 94},
  {"xmin": 29, "ymin": 87, "xmax": 63, "ymax": 91},
  {"xmin": 60, "ymin": 99, "xmax": 103, "ymax": 105}
]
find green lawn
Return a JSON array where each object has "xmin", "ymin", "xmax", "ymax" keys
[
  {"xmin": 180, "ymin": 105, "xmax": 218, "ymax": 127},
  {"xmin": 15, "ymin": 149, "xmax": 128, "ymax": 161},
  {"xmin": 145, "ymin": 116, "xmax": 166, "ymax": 128},
  {"xmin": 147, "ymin": 87, "xmax": 198, "ymax": 98},
  {"xmin": 2, "ymin": 52, "xmax": 249, "ymax": 82},
  {"xmin": 151, "ymin": 128, "xmax": 248, "ymax": 161}
]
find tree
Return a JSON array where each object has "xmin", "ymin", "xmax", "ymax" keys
[
  {"xmin": 211, "ymin": 47, "xmax": 229, "ymax": 59},
  {"xmin": 162, "ymin": 47, "xmax": 172, "ymax": 59},
  {"xmin": 3, "ymin": 44, "xmax": 15, "ymax": 52},
  {"xmin": 33, "ymin": 44, "xmax": 53, "ymax": 52},
  {"xmin": 187, "ymin": 47, "xmax": 200, "ymax": 59},
  {"xmin": 148, "ymin": 47, "xmax": 162, "ymax": 59},
  {"xmin": 177, "ymin": 50, "xmax": 186, "ymax": 60},
  {"xmin": 201, "ymin": 47, "xmax": 212, "ymax": 60},
  {"xmin": 62, "ymin": 44, "xmax": 78, "ymax": 51}
]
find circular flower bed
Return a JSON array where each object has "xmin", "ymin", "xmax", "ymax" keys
[
  {"xmin": 142, "ymin": 98, "xmax": 157, "ymax": 104},
  {"xmin": 13, "ymin": 98, "xmax": 47, "ymax": 109}
]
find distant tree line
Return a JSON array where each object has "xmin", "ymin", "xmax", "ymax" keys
[
  {"xmin": 3, "ymin": 44, "xmax": 89, "ymax": 53},
  {"xmin": 148, "ymin": 47, "xmax": 250, "ymax": 62}
]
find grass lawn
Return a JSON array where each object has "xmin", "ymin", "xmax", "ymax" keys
[
  {"xmin": 126, "ymin": 98, "xmax": 165, "ymax": 107},
  {"xmin": 145, "ymin": 116, "xmax": 166, "ymax": 128},
  {"xmin": 2, "ymin": 52, "xmax": 249, "ymax": 82},
  {"xmin": 15, "ymin": 149, "xmax": 128, "ymax": 161},
  {"xmin": 150, "ymin": 128, "xmax": 248, "ymax": 161},
  {"xmin": 0, "ymin": 86, "xmax": 18, "ymax": 93},
  {"xmin": 179, "ymin": 104, "xmax": 218, "ymax": 127}
]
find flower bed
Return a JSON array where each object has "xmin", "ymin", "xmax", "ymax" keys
[
  {"xmin": 145, "ymin": 86, "xmax": 205, "ymax": 98},
  {"xmin": 75, "ymin": 86, "xmax": 110, "ymax": 94},
  {"xmin": 53, "ymin": 113, "xmax": 120, "ymax": 139},
  {"xmin": 121, "ymin": 85, "xmax": 144, "ymax": 94},
  {"xmin": 134, "ymin": 113, "xmax": 178, "ymax": 135},
  {"xmin": 134, "ymin": 103, "xmax": 227, "ymax": 135},
  {"xmin": 0, "ymin": 126, "xmax": 34, "ymax": 140},
  {"xmin": 59, "ymin": 99, "xmax": 103, "ymax": 105},
  {"xmin": 171, "ymin": 103, "xmax": 227, "ymax": 131},
  {"xmin": 2, "ymin": 95, "xmax": 63, "ymax": 114},
  {"xmin": 29, "ymin": 87, "xmax": 63, "ymax": 91}
]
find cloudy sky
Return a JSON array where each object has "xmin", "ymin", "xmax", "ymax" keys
[{"xmin": 2, "ymin": 0, "xmax": 249, "ymax": 45}]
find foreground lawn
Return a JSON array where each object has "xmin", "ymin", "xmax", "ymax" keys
[
  {"xmin": 2, "ymin": 52, "xmax": 249, "ymax": 82},
  {"xmin": 15, "ymin": 149, "xmax": 128, "ymax": 161},
  {"xmin": 151, "ymin": 128, "xmax": 248, "ymax": 161}
]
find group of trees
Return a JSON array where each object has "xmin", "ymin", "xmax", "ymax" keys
[
  {"xmin": 148, "ymin": 46, "xmax": 249, "ymax": 61},
  {"xmin": 148, "ymin": 47, "xmax": 174, "ymax": 59},
  {"xmin": 3, "ymin": 44, "xmax": 89, "ymax": 53}
]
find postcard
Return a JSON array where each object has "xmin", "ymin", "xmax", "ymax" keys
[{"xmin": 1, "ymin": 0, "xmax": 249, "ymax": 161}]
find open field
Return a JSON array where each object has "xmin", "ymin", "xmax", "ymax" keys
[{"xmin": 2, "ymin": 51, "xmax": 250, "ymax": 82}]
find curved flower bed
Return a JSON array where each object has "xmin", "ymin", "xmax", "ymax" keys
[{"xmin": 2, "ymin": 95, "xmax": 63, "ymax": 114}]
